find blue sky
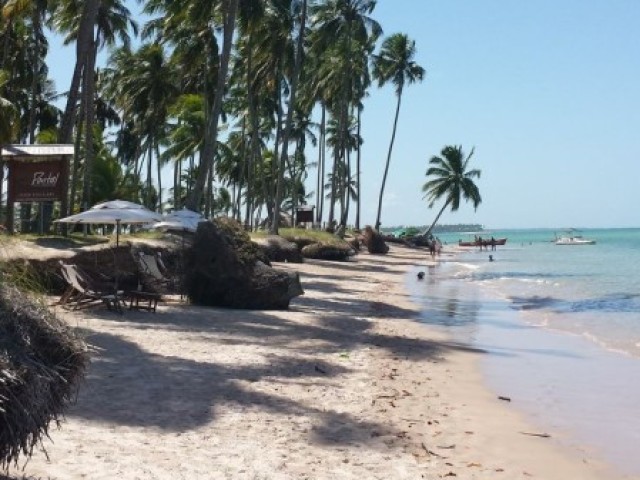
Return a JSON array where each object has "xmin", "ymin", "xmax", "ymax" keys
[{"xmin": 46, "ymin": 1, "xmax": 640, "ymax": 229}]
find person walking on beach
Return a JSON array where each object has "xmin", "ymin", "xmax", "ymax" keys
[
  {"xmin": 490, "ymin": 237, "xmax": 496, "ymax": 251},
  {"xmin": 435, "ymin": 237, "xmax": 442, "ymax": 256}
]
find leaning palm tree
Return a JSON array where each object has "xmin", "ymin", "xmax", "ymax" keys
[
  {"xmin": 372, "ymin": 33, "xmax": 425, "ymax": 231},
  {"xmin": 421, "ymin": 145, "xmax": 482, "ymax": 238}
]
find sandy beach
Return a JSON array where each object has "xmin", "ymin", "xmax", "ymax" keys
[{"xmin": 7, "ymin": 244, "xmax": 623, "ymax": 479}]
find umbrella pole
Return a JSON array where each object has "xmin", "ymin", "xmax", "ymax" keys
[{"xmin": 116, "ymin": 219, "xmax": 121, "ymax": 246}]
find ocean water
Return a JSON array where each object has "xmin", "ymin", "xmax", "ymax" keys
[{"xmin": 409, "ymin": 228, "xmax": 640, "ymax": 476}]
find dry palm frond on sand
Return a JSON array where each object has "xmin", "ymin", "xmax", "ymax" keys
[{"xmin": 0, "ymin": 285, "xmax": 88, "ymax": 469}]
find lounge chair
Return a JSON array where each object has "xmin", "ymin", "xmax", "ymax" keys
[
  {"xmin": 58, "ymin": 262, "xmax": 124, "ymax": 313},
  {"xmin": 136, "ymin": 252, "xmax": 175, "ymax": 293}
]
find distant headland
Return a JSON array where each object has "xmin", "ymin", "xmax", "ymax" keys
[{"xmin": 384, "ymin": 224, "xmax": 483, "ymax": 235}]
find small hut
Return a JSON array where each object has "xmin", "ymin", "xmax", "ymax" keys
[{"xmin": 0, "ymin": 285, "xmax": 88, "ymax": 468}]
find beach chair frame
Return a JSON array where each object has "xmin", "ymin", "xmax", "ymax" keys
[
  {"xmin": 136, "ymin": 252, "xmax": 174, "ymax": 293},
  {"xmin": 58, "ymin": 262, "xmax": 124, "ymax": 313}
]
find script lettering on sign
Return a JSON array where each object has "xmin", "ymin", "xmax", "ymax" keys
[{"xmin": 31, "ymin": 171, "xmax": 60, "ymax": 187}]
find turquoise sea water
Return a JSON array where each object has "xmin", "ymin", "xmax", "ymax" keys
[{"xmin": 409, "ymin": 228, "xmax": 640, "ymax": 476}]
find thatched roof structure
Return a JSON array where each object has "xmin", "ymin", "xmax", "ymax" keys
[{"xmin": 0, "ymin": 285, "xmax": 88, "ymax": 468}]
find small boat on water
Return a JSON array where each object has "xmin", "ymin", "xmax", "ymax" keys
[
  {"xmin": 458, "ymin": 237, "xmax": 507, "ymax": 247},
  {"xmin": 554, "ymin": 230, "xmax": 596, "ymax": 245}
]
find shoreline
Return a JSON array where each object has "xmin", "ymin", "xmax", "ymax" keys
[
  {"xmin": 416, "ymin": 245, "xmax": 640, "ymax": 478},
  {"xmin": 8, "ymin": 244, "xmax": 620, "ymax": 479}
]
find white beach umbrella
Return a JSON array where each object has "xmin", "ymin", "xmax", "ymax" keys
[
  {"xmin": 56, "ymin": 207, "xmax": 162, "ymax": 245},
  {"xmin": 90, "ymin": 199, "xmax": 148, "ymax": 210},
  {"xmin": 166, "ymin": 208, "xmax": 203, "ymax": 220},
  {"xmin": 152, "ymin": 208, "xmax": 205, "ymax": 233}
]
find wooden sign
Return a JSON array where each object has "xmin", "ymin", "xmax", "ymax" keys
[
  {"xmin": 7, "ymin": 159, "xmax": 66, "ymax": 202},
  {"xmin": 296, "ymin": 207, "xmax": 314, "ymax": 223}
]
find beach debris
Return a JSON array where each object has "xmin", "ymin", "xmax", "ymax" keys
[
  {"xmin": 0, "ymin": 285, "xmax": 88, "ymax": 468},
  {"xmin": 519, "ymin": 431, "xmax": 551, "ymax": 438},
  {"xmin": 314, "ymin": 365, "xmax": 327, "ymax": 374},
  {"xmin": 421, "ymin": 442, "xmax": 433, "ymax": 455},
  {"xmin": 437, "ymin": 444, "xmax": 456, "ymax": 449},
  {"xmin": 498, "ymin": 395, "xmax": 511, "ymax": 402},
  {"xmin": 417, "ymin": 271, "xmax": 425, "ymax": 279}
]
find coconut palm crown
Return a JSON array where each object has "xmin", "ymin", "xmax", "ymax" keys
[{"xmin": 421, "ymin": 145, "xmax": 481, "ymax": 237}]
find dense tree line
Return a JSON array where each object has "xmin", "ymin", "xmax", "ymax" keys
[{"xmin": 0, "ymin": 0, "xmax": 426, "ymax": 233}]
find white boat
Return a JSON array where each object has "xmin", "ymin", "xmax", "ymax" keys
[{"xmin": 554, "ymin": 230, "xmax": 596, "ymax": 245}]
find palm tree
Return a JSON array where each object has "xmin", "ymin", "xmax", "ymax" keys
[
  {"xmin": 0, "ymin": 69, "xmax": 18, "ymax": 223},
  {"xmin": 111, "ymin": 43, "xmax": 179, "ymax": 210},
  {"xmin": 54, "ymin": 0, "xmax": 100, "ymax": 145},
  {"xmin": 186, "ymin": 0, "xmax": 240, "ymax": 212},
  {"xmin": 272, "ymin": 0, "xmax": 308, "ymax": 234},
  {"xmin": 310, "ymin": 0, "xmax": 381, "ymax": 228},
  {"xmin": 2, "ymin": 0, "xmax": 51, "ymax": 144},
  {"xmin": 372, "ymin": 32, "xmax": 425, "ymax": 231},
  {"xmin": 421, "ymin": 145, "xmax": 482, "ymax": 238},
  {"xmin": 0, "ymin": 70, "xmax": 18, "ymax": 142}
]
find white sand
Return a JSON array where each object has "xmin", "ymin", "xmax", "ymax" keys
[{"xmin": 8, "ymin": 244, "xmax": 624, "ymax": 479}]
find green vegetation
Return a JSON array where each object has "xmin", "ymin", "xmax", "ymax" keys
[
  {"xmin": 251, "ymin": 227, "xmax": 349, "ymax": 246},
  {"xmin": 0, "ymin": 1, "xmax": 428, "ymax": 235},
  {"xmin": 421, "ymin": 146, "xmax": 482, "ymax": 238}
]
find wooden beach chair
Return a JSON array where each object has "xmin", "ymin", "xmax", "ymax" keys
[
  {"xmin": 136, "ymin": 252, "xmax": 174, "ymax": 293},
  {"xmin": 58, "ymin": 262, "xmax": 124, "ymax": 313}
]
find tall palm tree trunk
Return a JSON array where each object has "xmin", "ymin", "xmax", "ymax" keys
[
  {"xmin": 355, "ymin": 105, "xmax": 362, "ymax": 229},
  {"xmin": 156, "ymin": 143, "xmax": 162, "ymax": 212},
  {"xmin": 245, "ymin": 37, "xmax": 260, "ymax": 229},
  {"xmin": 327, "ymin": 146, "xmax": 339, "ymax": 227},
  {"xmin": 423, "ymin": 199, "xmax": 450, "ymax": 238},
  {"xmin": 271, "ymin": 0, "xmax": 307, "ymax": 234},
  {"xmin": 186, "ymin": 0, "xmax": 239, "ymax": 211},
  {"xmin": 341, "ymin": 148, "xmax": 351, "ymax": 226},
  {"xmin": 315, "ymin": 104, "xmax": 325, "ymax": 225},
  {"xmin": 375, "ymin": 88, "xmax": 403, "ymax": 231},
  {"xmin": 28, "ymin": 9, "xmax": 41, "ymax": 144},
  {"xmin": 268, "ymin": 71, "xmax": 284, "ymax": 225},
  {"xmin": 69, "ymin": 109, "xmax": 84, "ymax": 213},
  {"xmin": 173, "ymin": 159, "xmax": 179, "ymax": 209},
  {"xmin": 59, "ymin": 0, "xmax": 98, "ymax": 144},
  {"xmin": 80, "ymin": 33, "xmax": 97, "ymax": 210}
]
